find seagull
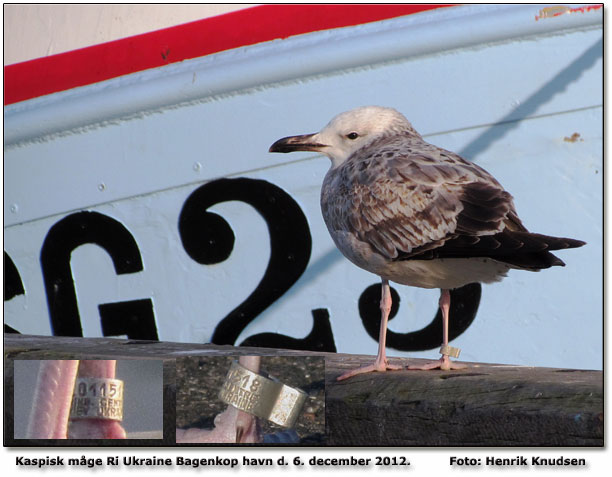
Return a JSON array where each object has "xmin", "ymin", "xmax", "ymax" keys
[{"xmin": 269, "ymin": 106, "xmax": 585, "ymax": 380}]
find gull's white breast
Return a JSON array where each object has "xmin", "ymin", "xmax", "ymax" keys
[{"xmin": 328, "ymin": 228, "xmax": 512, "ymax": 289}]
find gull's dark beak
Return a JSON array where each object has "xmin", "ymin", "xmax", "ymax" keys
[{"xmin": 269, "ymin": 133, "xmax": 327, "ymax": 153}]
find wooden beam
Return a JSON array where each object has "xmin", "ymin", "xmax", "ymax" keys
[
  {"xmin": 325, "ymin": 354, "xmax": 603, "ymax": 446},
  {"xmin": 4, "ymin": 333, "xmax": 326, "ymax": 359}
]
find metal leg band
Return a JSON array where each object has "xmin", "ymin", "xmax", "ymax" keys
[
  {"xmin": 69, "ymin": 378, "xmax": 124, "ymax": 421},
  {"xmin": 440, "ymin": 345, "xmax": 461, "ymax": 359},
  {"xmin": 219, "ymin": 361, "xmax": 307, "ymax": 428}
]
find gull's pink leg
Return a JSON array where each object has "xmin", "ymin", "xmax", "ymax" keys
[
  {"xmin": 67, "ymin": 360, "xmax": 127, "ymax": 439},
  {"xmin": 408, "ymin": 289, "xmax": 467, "ymax": 371},
  {"xmin": 234, "ymin": 356, "xmax": 262, "ymax": 443},
  {"xmin": 176, "ymin": 406, "xmax": 249, "ymax": 443},
  {"xmin": 26, "ymin": 360, "xmax": 79, "ymax": 439},
  {"xmin": 176, "ymin": 356, "xmax": 263, "ymax": 444},
  {"xmin": 337, "ymin": 278, "xmax": 403, "ymax": 381}
]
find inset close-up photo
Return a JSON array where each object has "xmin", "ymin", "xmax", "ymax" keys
[
  {"xmin": 12, "ymin": 359, "xmax": 163, "ymax": 441},
  {"xmin": 176, "ymin": 355, "xmax": 324, "ymax": 445}
]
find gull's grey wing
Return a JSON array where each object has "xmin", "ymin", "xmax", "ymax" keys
[{"xmin": 321, "ymin": 138, "xmax": 523, "ymax": 260}]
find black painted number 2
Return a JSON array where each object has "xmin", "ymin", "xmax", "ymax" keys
[{"xmin": 178, "ymin": 177, "xmax": 337, "ymax": 350}]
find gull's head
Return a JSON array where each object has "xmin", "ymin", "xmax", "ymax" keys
[{"xmin": 269, "ymin": 106, "xmax": 419, "ymax": 168}]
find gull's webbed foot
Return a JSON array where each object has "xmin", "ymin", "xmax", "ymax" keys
[
  {"xmin": 408, "ymin": 355, "xmax": 467, "ymax": 371},
  {"xmin": 337, "ymin": 358, "xmax": 403, "ymax": 381}
]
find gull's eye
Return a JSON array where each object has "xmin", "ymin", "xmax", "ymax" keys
[{"xmin": 346, "ymin": 132, "xmax": 359, "ymax": 140}]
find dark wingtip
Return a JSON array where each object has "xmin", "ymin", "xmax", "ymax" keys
[
  {"xmin": 552, "ymin": 256, "xmax": 566, "ymax": 267},
  {"xmin": 546, "ymin": 236, "xmax": 585, "ymax": 267},
  {"xmin": 558, "ymin": 238, "xmax": 587, "ymax": 250}
]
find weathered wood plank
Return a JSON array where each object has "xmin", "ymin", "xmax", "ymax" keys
[
  {"xmin": 3, "ymin": 333, "xmax": 326, "ymax": 359},
  {"xmin": 325, "ymin": 354, "xmax": 603, "ymax": 446}
]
